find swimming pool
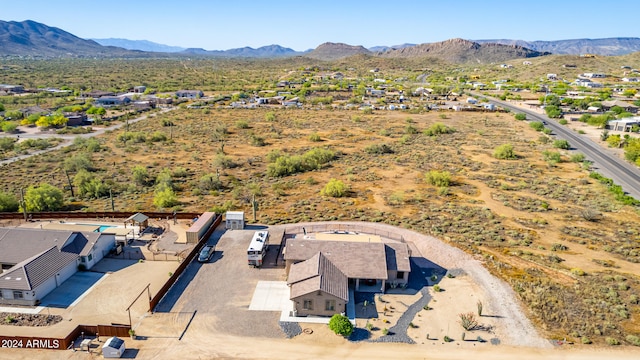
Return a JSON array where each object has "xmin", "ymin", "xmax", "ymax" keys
[{"xmin": 73, "ymin": 223, "xmax": 117, "ymax": 232}]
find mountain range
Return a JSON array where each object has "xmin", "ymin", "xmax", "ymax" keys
[{"xmin": 1, "ymin": 20, "xmax": 639, "ymax": 62}]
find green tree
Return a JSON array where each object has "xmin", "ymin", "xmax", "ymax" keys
[
  {"xmin": 132, "ymin": 165, "xmax": 149, "ymax": 186},
  {"xmin": 328, "ymin": 314, "xmax": 353, "ymax": 337},
  {"xmin": 24, "ymin": 183, "xmax": 64, "ymax": 211},
  {"xmin": 73, "ymin": 170, "xmax": 109, "ymax": 199},
  {"xmin": 1, "ymin": 122, "xmax": 17, "ymax": 133},
  {"xmin": 424, "ymin": 122, "xmax": 455, "ymax": 136},
  {"xmin": 553, "ymin": 139, "xmax": 570, "ymax": 149},
  {"xmin": 493, "ymin": 144, "xmax": 516, "ymax": 159},
  {"xmin": 321, "ymin": 178, "xmax": 348, "ymax": 197},
  {"xmin": 153, "ymin": 186, "xmax": 179, "ymax": 209},
  {"xmin": 155, "ymin": 168, "xmax": 174, "ymax": 190},
  {"xmin": 0, "ymin": 191, "xmax": 19, "ymax": 212}
]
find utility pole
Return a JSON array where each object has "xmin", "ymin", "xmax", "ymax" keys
[{"xmin": 109, "ymin": 189, "xmax": 115, "ymax": 211}]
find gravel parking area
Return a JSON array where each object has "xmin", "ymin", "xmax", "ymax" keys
[{"xmin": 152, "ymin": 225, "xmax": 288, "ymax": 338}]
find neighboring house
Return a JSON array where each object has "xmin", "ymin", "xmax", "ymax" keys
[
  {"xmin": 522, "ymin": 61, "xmax": 532, "ymax": 65},
  {"xmin": 133, "ymin": 85, "xmax": 147, "ymax": 93},
  {"xmin": 64, "ymin": 112, "xmax": 88, "ymax": 126},
  {"xmin": 622, "ymin": 77, "xmax": 639, "ymax": 82},
  {"xmin": 20, "ymin": 106, "xmax": 50, "ymax": 117},
  {"xmin": 547, "ymin": 74, "xmax": 558, "ymax": 80},
  {"xmin": 466, "ymin": 97, "xmax": 478, "ymax": 105},
  {"xmin": 288, "ymin": 252, "xmax": 349, "ymax": 317},
  {"xmin": 601, "ymin": 100, "xmax": 638, "ymax": 113},
  {"xmin": 607, "ymin": 118, "xmax": 640, "ymax": 132},
  {"xmin": 95, "ymin": 95, "xmax": 132, "ymax": 107},
  {"xmin": 81, "ymin": 90, "xmax": 115, "ymax": 99},
  {"xmin": 0, "ymin": 229, "xmax": 115, "ymax": 306},
  {"xmin": 176, "ymin": 90, "xmax": 204, "ymax": 99},
  {"xmin": 580, "ymin": 73, "xmax": 606, "ymax": 79},
  {"xmin": 0, "ymin": 84, "xmax": 25, "ymax": 94}
]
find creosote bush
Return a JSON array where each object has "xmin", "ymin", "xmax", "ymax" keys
[
  {"xmin": 425, "ymin": 170, "xmax": 451, "ymax": 187},
  {"xmin": 458, "ymin": 312, "xmax": 478, "ymax": 331},
  {"xmin": 493, "ymin": 144, "xmax": 516, "ymax": 159}
]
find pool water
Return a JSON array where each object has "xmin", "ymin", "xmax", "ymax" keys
[{"xmin": 98, "ymin": 225, "xmax": 116, "ymax": 232}]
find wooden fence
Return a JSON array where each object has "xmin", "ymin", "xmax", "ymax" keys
[
  {"xmin": 0, "ymin": 211, "xmax": 201, "ymax": 221},
  {"xmin": 148, "ymin": 214, "xmax": 221, "ymax": 312},
  {"xmin": 0, "ymin": 324, "xmax": 130, "ymax": 351}
]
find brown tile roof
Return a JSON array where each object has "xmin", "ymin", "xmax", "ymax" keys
[
  {"xmin": 288, "ymin": 252, "xmax": 348, "ymax": 301},
  {"xmin": 385, "ymin": 242, "xmax": 412, "ymax": 272},
  {"xmin": 285, "ymin": 239, "xmax": 389, "ymax": 280}
]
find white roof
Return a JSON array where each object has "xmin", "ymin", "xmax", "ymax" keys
[{"xmin": 225, "ymin": 211, "xmax": 244, "ymax": 220}]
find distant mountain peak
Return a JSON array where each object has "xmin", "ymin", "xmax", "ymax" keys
[
  {"xmin": 91, "ymin": 38, "xmax": 186, "ymax": 53},
  {"xmin": 474, "ymin": 37, "xmax": 640, "ymax": 55},
  {"xmin": 307, "ymin": 42, "xmax": 371, "ymax": 60}
]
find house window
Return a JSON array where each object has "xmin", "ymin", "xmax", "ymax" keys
[
  {"xmin": 397, "ymin": 271, "xmax": 404, "ymax": 279},
  {"xmin": 325, "ymin": 300, "xmax": 336, "ymax": 311},
  {"xmin": 80, "ymin": 257, "xmax": 86, "ymax": 263},
  {"xmin": 303, "ymin": 300, "xmax": 313, "ymax": 310},
  {"xmin": 87, "ymin": 253, "xmax": 93, "ymax": 262},
  {"xmin": 13, "ymin": 291, "xmax": 24, "ymax": 299}
]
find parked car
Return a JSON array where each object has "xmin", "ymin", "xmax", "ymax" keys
[{"xmin": 198, "ymin": 245, "xmax": 215, "ymax": 263}]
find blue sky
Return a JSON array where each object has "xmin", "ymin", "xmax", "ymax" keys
[{"xmin": 2, "ymin": 0, "xmax": 638, "ymax": 51}]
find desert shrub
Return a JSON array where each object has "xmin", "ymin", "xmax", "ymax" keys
[
  {"xmin": 328, "ymin": 314, "xmax": 353, "ymax": 337},
  {"xmin": 559, "ymin": 119, "xmax": 568, "ymax": 125},
  {"xmin": 0, "ymin": 137, "xmax": 16, "ymax": 152},
  {"xmin": 308, "ymin": 132, "xmax": 321, "ymax": 142},
  {"xmin": 199, "ymin": 173, "xmax": 222, "ymax": 191},
  {"xmin": 433, "ymin": 285, "xmax": 441, "ymax": 292},
  {"xmin": 570, "ymin": 153, "xmax": 586, "ymax": 163},
  {"xmin": 424, "ymin": 122, "xmax": 455, "ymax": 136},
  {"xmin": 543, "ymin": 150, "xmax": 562, "ymax": 165},
  {"xmin": 493, "ymin": 144, "xmax": 516, "ymax": 159},
  {"xmin": 321, "ymin": 178, "xmax": 348, "ymax": 197},
  {"xmin": 382, "ymin": 328, "xmax": 389, "ymax": 335},
  {"xmin": 150, "ymin": 131, "xmax": 167, "ymax": 142},
  {"xmin": 514, "ymin": 113, "xmax": 527, "ymax": 120},
  {"xmin": 132, "ymin": 165, "xmax": 149, "ymax": 186},
  {"xmin": 404, "ymin": 124, "xmax": 418, "ymax": 134},
  {"xmin": 606, "ymin": 337, "xmax": 620, "ymax": 346},
  {"xmin": 266, "ymin": 148, "xmax": 335, "ymax": 177},
  {"xmin": 626, "ymin": 335, "xmax": 640, "ymax": 346},
  {"xmin": 581, "ymin": 337, "xmax": 592, "ymax": 344},
  {"xmin": 265, "ymin": 112, "xmax": 276, "ymax": 121},
  {"xmin": 425, "ymin": 170, "xmax": 451, "ymax": 187},
  {"xmin": 443, "ymin": 335, "xmax": 453, "ymax": 342},
  {"xmin": 458, "ymin": 312, "xmax": 478, "ymax": 331},
  {"xmin": 553, "ymin": 139, "xmax": 570, "ymax": 149},
  {"xmin": 214, "ymin": 154, "xmax": 237, "ymax": 169},
  {"xmin": 529, "ymin": 121, "xmax": 545, "ymax": 131},
  {"xmin": 236, "ymin": 120, "xmax": 249, "ymax": 129},
  {"xmin": 63, "ymin": 153, "xmax": 94, "ymax": 172},
  {"xmin": 249, "ymin": 133, "xmax": 266, "ymax": 147},
  {"xmin": 570, "ymin": 268, "xmax": 586, "ymax": 276},
  {"xmin": 364, "ymin": 144, "xmax": 393, "ymax": 154}
]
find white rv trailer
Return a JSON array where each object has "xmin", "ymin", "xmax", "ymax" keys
[{"xmin": 247, "ymin": 231, "xmax": 269, "ymax": 267}]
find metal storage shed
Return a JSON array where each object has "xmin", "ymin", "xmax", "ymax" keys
[
  {"xmin": 102, "ymin": 337, "xmax": 125, "ymax": 358},
  {"xmin": 225, "ymin": 211, "xmax": 245, "ymax": 230}
]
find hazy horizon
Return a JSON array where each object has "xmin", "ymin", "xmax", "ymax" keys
[{"xmin": 2, "ymin": 0, "xmax": 638, "ymax": 51}]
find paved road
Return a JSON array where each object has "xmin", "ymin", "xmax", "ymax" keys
[
  {"xmin": 0, "ymin": 107, "xmax": 174, "ymax": 166},
  {"xmin": 486, "ymin": 96, "xmax": 640, "ymax": 201}
]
